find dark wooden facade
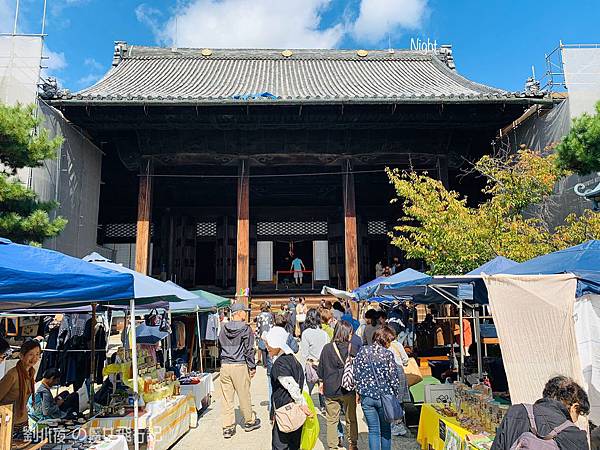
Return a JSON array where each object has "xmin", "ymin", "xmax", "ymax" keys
[{"xmin": 49, "ymin": 46, "xmax": 549, "ymax": 303}]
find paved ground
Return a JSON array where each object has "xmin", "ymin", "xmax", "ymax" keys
[{"xmin": 175, "ymin": 366, "xmax": 420, "ymax": 450}]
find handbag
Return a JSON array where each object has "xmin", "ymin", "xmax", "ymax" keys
[
  {"xmin": 404, "ymin": 358, "xmax": 423, "ymax": 387},
  {"xmin": 275, "ymin": 401, "xmax": 307, "ymax": 433},
  {"xmin": 144, "ymin": 309, "xmax": 159, "ymax": 326},
  {"xmin": 159, "ymin": 310, "xmax": 171, "ymax": 333},
  {"xmin": 367, "ymin": 352, "xmax": 403, "ymax": 423},
  {"xmin": 305, "ymin": 361, "xmax": 319, "ymax": 385},
  {"xmin": 332, "ymin": 342, "xmax": 355, "ymax": 391}
]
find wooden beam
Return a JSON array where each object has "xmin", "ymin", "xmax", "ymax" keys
[
  {"xmin": 343, "ymin": 160, "xmax": 359, "ymax": 293},
  {"xmin": 236, "ymin": 160, "xmax": 250, "ymax": 307},
  {"xmin": 135, "ymin": 161, "xmax": 153, "ymax": 274}
]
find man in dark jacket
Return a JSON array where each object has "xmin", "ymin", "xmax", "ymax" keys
[
  {"xmin": 218, "ymin": 303, "xmax": 261, "ymax": 438},
  {"xmin": 492, "ymin": 376, "xmax": 589, "ymax": 450}
]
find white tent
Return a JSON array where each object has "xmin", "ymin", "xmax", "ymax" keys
[
  {"xmin": 83, "ymin": 253, "xmax": 197, "ymax": 301},
  {"xmin": 483, "ymin": 274, "xmax": 597, "ymax": 428},
  {"xmin": 320, "ymin": 285, "xmax": 356, "ymax": 301},
  {"xmin": 82, "ymin": 252, "xmax": 195, "ymax": 450}
]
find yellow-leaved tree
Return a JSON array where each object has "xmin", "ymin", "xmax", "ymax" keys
[{"xmin": 386, "ymin": 149, "xmax": 600, "ymax": 274}]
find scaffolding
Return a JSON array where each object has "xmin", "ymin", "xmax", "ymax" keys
[{"xmin": 540, "ymin": 41, "xmax": 600, "ymax": 93}]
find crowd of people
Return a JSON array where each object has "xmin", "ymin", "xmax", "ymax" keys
[
  {"xmin": 219, "ymin": 298, "xmax": 416, "ymax": 450},
  {"xmin": 217, "ymin": 297, "xmax": 595, "ymax": 450}
]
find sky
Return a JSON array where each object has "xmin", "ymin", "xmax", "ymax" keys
[{"xmin": 1, "ymin": 0, "xmax": 599, "ymax": 92}]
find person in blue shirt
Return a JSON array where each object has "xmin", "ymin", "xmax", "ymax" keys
[{"xmin": 290, "ymin": 257, "xmax": 306, "ymax": 285}]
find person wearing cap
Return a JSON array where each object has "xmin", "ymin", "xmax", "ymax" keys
[
  {"xmin": 264, "ymin": 326, "xmax": 312, "ymax": 450},
  {"xmin": 218, "ymin": 302, "xmax": 261, "ymax": 438}
]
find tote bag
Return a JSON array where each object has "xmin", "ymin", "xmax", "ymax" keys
[
  {"xmin": 368, "ymin": 355, "xmax": 403, "ymax": 422},
  {"xmin": 404, "ymin": 358, "xmax": 423, "ymax": 387},
  {"xmin": 275, "ymin": 402, "xmax": 307, "ymax": 433}
]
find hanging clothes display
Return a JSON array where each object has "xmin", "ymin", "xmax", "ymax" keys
[
  {"xmin": 37, "ymin": 313, "xmax": 107, "ymax": 390},
  {"xmin": 205, "ymin": 313, "xmax": 220, "ymax": 341},
  {"xmin": 36, "ymin": 321, "xmax": 60, "ymax": 382},
  {"xmin": 171, "ymin": 321, "xmax": 186, "ymax": 350}
]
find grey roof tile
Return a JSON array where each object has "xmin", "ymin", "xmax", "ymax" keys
[{"xmin": 65, "ymin": 46, "xmax": 536, "ymax": 104}]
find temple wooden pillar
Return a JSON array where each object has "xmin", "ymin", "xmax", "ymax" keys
[
  {"xmin": 236, "ymin": 160, "xmax": 250, "ymax": 308},
  {"xmin": 342, "ymin": 160, "xmax": 359, "ymax": 293},
  {"xmin": 135, "ymin": 160, "xmax": 153, "ymax": 274}
]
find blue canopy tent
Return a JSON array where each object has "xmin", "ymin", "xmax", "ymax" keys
[
  {"xmin": 467, "ymin": 256, "xmax": 518, "ymax": 275},
  {"xmin": 0, "ymin": 238, "xmax": 134, "ymax": 310},
  {"xmin": 376, "ymin": 257, "xmax": 518, "ymax": 381},
  {"xmin": 503, "ymin": 240, "xmax": 600, "ymax": 296},
  {"xmin": 352, "ymin": 268, "xmax": 431, "ymax": 301},
  {"xmin": 377, "ymin": 256, "xmax": 518, "ymax": 304}
]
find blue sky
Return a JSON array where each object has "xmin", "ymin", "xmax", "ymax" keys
[{"xmin": 1, "ymin": 0, "xmax": 599, "ymax": 92}]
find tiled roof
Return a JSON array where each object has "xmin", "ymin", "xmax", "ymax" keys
[{"xmin": 63, "ymin": 44, "xmax": 541, "ymax": 104}]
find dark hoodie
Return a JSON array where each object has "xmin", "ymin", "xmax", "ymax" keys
[
  {"xmin": 491, "ymin": 398, "xmax": 588, "ymax": 450},
  {"xmin": 218, "ymin": 320, "xmax": 256, "ymax": 369}
]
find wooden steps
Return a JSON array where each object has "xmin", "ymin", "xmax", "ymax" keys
[{"xmin": 249, "ymin": 294, "xmax": 335, "ymax": 321}]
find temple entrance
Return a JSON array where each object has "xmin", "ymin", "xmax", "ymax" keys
[{"xmin": 195, "ymin": 241, "xmax": 216, "ymax": 286}]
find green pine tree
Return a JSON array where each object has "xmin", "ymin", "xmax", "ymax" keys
[
  {"xmin": 556, "ymin": 101, "xmax": 600, "ymax": 175},
  {"xmin": 0, "ymin": 103, "xmax": 67, "ymax": 245}
]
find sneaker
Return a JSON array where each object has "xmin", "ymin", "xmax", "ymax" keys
[
  {"xmin": 223, "ymin": 426, "xmax": 236, "ymax": 439},
  {"xmin": 391, "ymin": 422, "xmax": 408, "ymax": 436},
  {"xmin": 244, "ymin": 418, "xmax": 261, "ymax": 432}
]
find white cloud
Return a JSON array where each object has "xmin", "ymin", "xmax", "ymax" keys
[
  {"xmin": 78, "ymin": 73, "xmax": 101, "ymax": 86},
  {"xmin": 78, "ymin": 57, "xmax": 106, "ymax": 87},
  {"xmin": 138, "ymin": 0, "xmax": 345, "ymax": 49},
  {"xmin": 353, "ymin": 0, "xmax": 428, "ymax": 43},
  {"xmin": 135, "ymin": 4, "xmax": 162, "ymax": 32},
  {"xmin": 44, "ymin": 48, "xmax": 67, "ymax": 71},
  {"xmin": 84, "ymin": 57, "xmax": 104, "ymax": 71}
]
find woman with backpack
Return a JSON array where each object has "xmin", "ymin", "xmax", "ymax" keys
[
  {"xmin": 354, "ymin": 325, "xmax": 411, "ymax": 450},
  {"xmin": 317, "ymin": 320, "xmax": 359, "ymax": 450},
  {"xmin": 299, "ymin": 308, "xmax": 329, "ymax": 410},
  {"xmin": 491, "ymin": 376, "xmax": 589, "ymax": 450}
]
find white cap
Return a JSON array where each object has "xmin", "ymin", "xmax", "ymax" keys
[{"xmin": 263, "ymin": 327, "xmax": 293, "ymax": 355}]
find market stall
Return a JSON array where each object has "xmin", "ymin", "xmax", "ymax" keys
[
  {"xmin": 485, "ymin": 240, "xmax": 600, "ymax": 426},
  {"xmin": 179, "ymin": 373, "xmax": 214, "ymax": 412},
  {"xmin": 86, "ymin": 395, "xmax": 196, "ymax": 450},
  {"xmin": 0, "ymin": 239, "xmax": 137, "ymax": 449},
  {"xmin": 0, "ymin": 245, "xmax": 197, "ymax": 450}
]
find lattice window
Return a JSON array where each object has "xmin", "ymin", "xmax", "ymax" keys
[
  {"xmin": 257, "ymin": 221, "xmax": 328, "ymax": 236},
  {"xmin": 104, "ymin": 223, "xmax": 154, "ymax": 238},
  {"xmin": 196, "ymin": 222, "xmax": 217, "ymax": 237},
  {"xmin": 368, "ymin": 221, "xmax": 388, "ymax": 235}
]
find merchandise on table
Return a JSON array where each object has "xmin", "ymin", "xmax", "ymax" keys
[
  {"xmin": 454, "ymin": 382, "xmax": 508, "ymax": 435},
  {"xmin": 102, "ymin": 345, "xmax": 180, "ymax": 404},
  {"xmin": 179, "ymin": 372, "xmax": 214, "ymax": 411}
]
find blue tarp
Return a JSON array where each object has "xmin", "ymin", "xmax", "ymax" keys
[
  {"xmin": 467, "ymin": 256, "xmax": 518, "ymax": 275},
  {"xmin": 459, "ymin": 256, "xmax": 518, "ymax": 299},
  {"xmin": 353, "ymin": 268, "xmax": 432, "ymax": 301},
  {"xmin": 0, "ymin": 238, "xmax": 134, "ymax": 309},
  {"xmin": 504, "ymin": 240, "xmax": 600, "ymax": 296}
]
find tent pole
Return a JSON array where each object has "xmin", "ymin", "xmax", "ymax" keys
[
  {"xmin": 167, "ymin": 309, "xmax": 173, "ymax": 367},
  {"xmin": 473, "ymin": 307, "xmax": 483, "ymax": 381},
  {"xmin": 90, "ymin": 303, "xmax": 97, "ymax": 415},
  {"xmin": 130, "ymin": 300, "xmax": 140, "ymax": 450},
  {"xmin": 459, "ymin": 301, "xmax": 464, "ymax": 382},
  {"xmin": 196, "ymin": 309, "xmax": 203, "ymax": 373}
]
